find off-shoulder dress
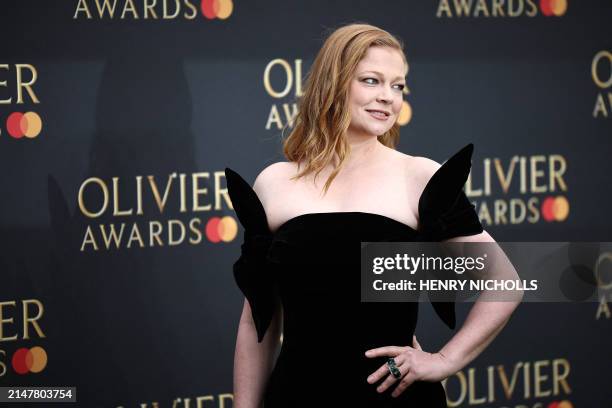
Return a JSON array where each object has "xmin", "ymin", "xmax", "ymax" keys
[{"xmin": 225, "ymin": 143, "xmax": 484, "ymax": 407}]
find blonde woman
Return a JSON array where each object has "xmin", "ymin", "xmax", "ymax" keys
[{"xmin": 225, "ymin": 23, "xmax": 521, "ymax": 407}]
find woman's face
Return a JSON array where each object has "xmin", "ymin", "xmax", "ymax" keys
[{"xmin": 347, "ymin": 46, "xmax": 407, "ymax": 139}]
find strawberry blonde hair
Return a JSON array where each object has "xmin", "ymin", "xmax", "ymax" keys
[{"xmin": 282, "ymin": 23, "xmax": 408, "ymax": 195}]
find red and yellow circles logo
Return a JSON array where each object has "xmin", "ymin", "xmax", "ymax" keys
[
  {"xmin": 201, "ymin": 0, "xmax": 233, "ymax": 20},
  {"xmin": 206, "ymin": 215, "xmax": 238, "ymax": 243},
  {"xmin": 6, "ymin": 111, "xmax": 42, "ymax": 139},
  {"xmin": 397, "ymin": 87, "xmax": 413, "ymax": 126},
  {"xmin": 540, "ymin": 0, "xmax": 567, "ymax": 16},
  {"xmin": 548, "ymin": 400, "xmax": 573, "ymax": 408},
  {"xmin": 11, "ymin": 346, "xmax": 47, "ymax": 375},
  {"xmin": 541, "ymin": 195, "xmax": 570, "ymax": 222}
]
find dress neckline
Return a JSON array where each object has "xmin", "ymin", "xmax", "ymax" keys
[{"xmin": 270, "ymin": 211, "xmax": 419, "ymax": 235}]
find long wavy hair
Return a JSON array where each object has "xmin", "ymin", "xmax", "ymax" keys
[{"xmin": 282, "ymin": 23, "xmax": 408, "ymax": 195}]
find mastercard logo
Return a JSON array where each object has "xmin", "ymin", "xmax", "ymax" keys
[
  {"xmin": 397, "ymin": 87, "xmax": 412, "ymax": 126},
  {"xmin": 206, "ymin": 216, "xmax": 238, "ymax": 243},
  {"xmin": 201, "ymin": 0, "xmax": 233, "ymax": 20},
  {"xmin": 6, "ymin": 111, "xmax": 43, "ymax": 139},
  {"xmin": 541, "ymin": 195, "xmax": 570, "ymax": 222},
  {"xmin": 540, "ymin": 0, "xmax": 568, "ymax": 16},
  {"xmin": 548, "ymin": 400, "xmax": 573, "ymax": 408},
  {"xmin": 397, "ymin": 101, "xmax": 412, "ymax": 126},
  {"xmin": 11, "ymin": 346, "xmax": 47, "ymax": 375}
]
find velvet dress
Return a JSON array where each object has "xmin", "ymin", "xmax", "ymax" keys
[{"xmin": 225, "ymin": 143, "xmax": 484, "ymax": 407}]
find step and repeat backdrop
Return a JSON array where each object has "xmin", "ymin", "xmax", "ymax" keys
[{"xmin": 1, "ymin": 1, "xmax": 611, "ymax": 407}]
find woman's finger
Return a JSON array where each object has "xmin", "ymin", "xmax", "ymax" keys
[
  {"xmin": 412, "ymin": 335, "xmax": 422, "ymax": 351},
  {"xmin": 365, "ymin": 345, "xmax": 404, "ymax": 358},
  {"xmin": 391, "ymin": 370, "xmax": 417, "ymax": 398},
  {"xmin": 374, "ymin": 358, "xmax": 410, "ymax": 394},
  {"xmin": 366, "ymin": 354, "xmax": 405, "ymax": 385}
]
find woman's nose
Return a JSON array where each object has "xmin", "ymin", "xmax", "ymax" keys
[{"xmin": 376, "ymin": 87, "xmax": 393, "ymax": 104}]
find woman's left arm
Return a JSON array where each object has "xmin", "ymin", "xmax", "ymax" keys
[
  {"xmin": 437, "ymin": 229, "xmax": 523, "ymax": 377},
  {"xmin": 366, "ymin": 230, "xmax": 524, "ymax": 398}
]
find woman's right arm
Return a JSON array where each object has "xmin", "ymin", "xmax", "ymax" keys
[{"xmin": 233, "ymin": 297, "xmax": 283, "ymax": 408}]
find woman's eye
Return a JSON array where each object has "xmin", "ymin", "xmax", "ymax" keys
[
  {"xmin": 394, "ymin": 84, "xmax": 405, "ymax": 91},
  {"xmin": 363, "ymin": 78, "xmax": 378, "ymax": 85}
]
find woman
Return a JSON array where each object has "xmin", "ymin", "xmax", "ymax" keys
[{"xmin": 226, "ymin": 23, "xmax": 522, "ymax": 407}]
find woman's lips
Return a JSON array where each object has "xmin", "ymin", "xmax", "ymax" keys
[{"xmin": 366, "ymin": 109, "xmax": 390, "ymax": 120}]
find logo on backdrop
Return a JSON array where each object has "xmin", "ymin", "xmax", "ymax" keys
[
  {"xmin": 0, "ymin": 64, "xmax": 42, "ymax": 139},
  {"xmin": 116, "ymin": 392, "xmax": 233, "ymax": 408},
  {"xmin": 592, "ymin": 50, "xmax": 612, "ymax": 119},
  {"xmin": 263, "ymin": 58, "xmax": 413, "ymax": 132},
  {"xmin": 77, "ymin": 171, "xmax": 240, "ymax": 251},
  {"xmin": 0, "ymin": 299, "xmax": 47, "ymax": 378},
  {"xmin": 436, "ymin": 0, "xmax": 568, "ymax": 18},
  {"xmin": 443, "ymin": 357, "xmax": 572, "ymax": 407},
  {"xmin": 466, "ymin": 153, "xmax": 569, "ymax": 227},
  {"xmin": 73, "ymin": 0, "xmax": 234, "ymax": 20}
]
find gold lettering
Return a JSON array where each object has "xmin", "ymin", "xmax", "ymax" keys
[
  {"xmin": 127, "ymin": 223, "xmax": 145, "ymax": 248},
  {"xmin": 144, "ymin": 0, "xmax": 158, "ymax": 19},
  {"xmin": 148, "ymin": 173, "xmax": 176, "ymax": 213},
  {"xmin": 73, "ymin": 0, "xmax": 93, "ymax": 19},
  {"xmin": 529, "ymin": 156, "xmax": 546, "ymax": 193},
  {"xmin": 494, "ymin": 199, "xmax": 508, "ymax": 224},
  {"xmin": 508, "ymin": 0, "xmax": 524, "ymax": 17},
  {"xmin": 81, "ymin": 225, "xmax": 99, "ymax": 251},
  {"xmin": 552, "ymin": 358, "xmax": 571, "ymax": 395},
  {"xmin": 79, "ymin": 177, "xmax": 109, "ymax": 218},
  {"xmin": 196, "ymin": 396, "xmax": 214, "ymax": 408},
  {"xmin": 0, "ymin": 301, "xmax": 18, "ymax": 342},
  {"xmin": 136, "ymin": 176, "xmax": 144, "ymax": 215},
  {"xmin": 549, "ymin": 155, "xmax": 567, "ymax": 192},
  {"xmin": 453, "ymin": 0, "xmax": 474, "ymax": 18},
  {"xmin": 149, "ymin": 221, "xmax": 164, "ymax": 246},
  {"xmin": 533, "ymin": 360, "xmax": 551, "ymax": 397},
  {"xmin": 183, "ymin": 0, "xmax": 197, "ymax": 19},
  {"xmin": 592, "ymin": 50, "xmax": 612, "ymax": 89},
  {"xmin": 22, "ymin": 299, "xmax": 45, "ymax": 340},
  {"xmin": 121, "ymin": 0, "xmax": 139, "ymax": 19},
  {"xmin": 95, "ymin": 0, "xmax": 118, "ymax": 18},
  {"xmin": 266, "ymin": 104, "xmax": 283, "ymax": 130},
  {"xmin": 282, "ymin": 103, "xmax": 299, "ymax": 127},
  {"xmin": 168, "ymin": 219, "xmax": 186, "ymax": 245},
  {"xmin": 494, "ymin": 156, "xmax": 518, "ymax": 194},
  {"xmin": 436, "ymin": 0, "xmax": 453, "ymax": 18},
  {"xmin": 492, "ymin": 0, "xmax": 505, "ymax": 16},
  {"xmin": 596, "ymin": 295, "xmax": 611, "ymax": 319},
  {"xmin": 593, "ymin": 93, "xmax": 609, "ymax": 118},
  {"xmin": 100, "ymin": 223, "xmax": 126, "ymax": 249},
  {"xmin": 113, "ymin": 177, "xmax": 134, "ymax": 216},
  {"xmin": 525, "ymin": 0, "xmax": 538, "ymax": 17},
  {"xmin": 15, "ymin": 64, "xmax": 39, "ymax": 104},
  {"xmin": 179, "ymin": 173, "xmax": 187, "ymax": 212},
  {"xmin": 474, "ymin": 0, "xmax": 489, "ymax": 17},
  {"xmin": 0, "ymin": 64, "xmax": 11, "ymax": 104},
  {"xmin": 468, "ymin": 367, "xmax": 486, "ymax": 404},
  {"xmin": 163, "ymin": 0, "xmax": 181, "ymax": 19},
  {"xmin": 263, "ymin": 59, "xmax": 293, "ymax": 98},
  {"xmin": 526, "ymin": 197, "xmax": 539, "ymax": 223},
  {"xmin": 192, "ymin": 173, "xmax": 211, "ymax": 211},
  {"xmin": 189, "ymin": 218, "xmax": 203, "ymax": 244},
  {"xmin": 498, "ymin": 362, "xmax": 522, "ymax": 399},
  {"xmin": 218, "ymin": 393, "xmax": 233, "ymax": 408}
]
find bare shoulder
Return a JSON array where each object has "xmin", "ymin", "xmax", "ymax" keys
[
  {"xmin": 389, "ymin": 149, "xmax": 444, "ymax": 201},
  {"xmin": 384, "ymin": 147, "xmax": 441, "ymax": 187},
  {"xmin": 252, "ymin": 161, "xmax": 295, "ymax": 202}
]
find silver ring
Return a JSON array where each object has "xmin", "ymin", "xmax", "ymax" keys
[{"xmin": 386, "ymin": 358, "xmax": 402, "ymax": 379}]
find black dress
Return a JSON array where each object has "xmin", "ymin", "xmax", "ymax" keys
[{"xmin": 225, "ymin": 143, "xmax": 484, "ymax": 407}]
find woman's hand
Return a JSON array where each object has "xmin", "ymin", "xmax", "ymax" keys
[{"xmin": 364, "ymin": 335, "xmax": 455, "ymax": 398}]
